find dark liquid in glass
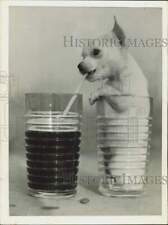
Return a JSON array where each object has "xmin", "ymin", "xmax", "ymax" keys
[{"xmin": 25, "ymin": 130, "xmax": 81, "ymax": 193}]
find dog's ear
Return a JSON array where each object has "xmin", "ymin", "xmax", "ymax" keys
[{"xmin": 112, "ymin": 16, "xmax": 126, "ymax": 47}]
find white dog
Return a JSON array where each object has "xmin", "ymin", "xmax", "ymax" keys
[{"xmin": 78, "ymin": 17, "xmax": 150, "ymax": 117}]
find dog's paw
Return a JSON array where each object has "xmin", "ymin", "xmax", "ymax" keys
[
  {"xmin": 89, "ymin": 92, "xmax": 100, "ymax": 105},
  {"xmin": 89, "ymin": 87, "xmax": 110, "ymax": 105}
]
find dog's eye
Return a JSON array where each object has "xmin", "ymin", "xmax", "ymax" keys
[{"xmin": 92, "ymin": 48, "xmax": 101, "ymax": 56}]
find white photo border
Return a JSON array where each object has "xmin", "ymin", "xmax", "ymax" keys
[{"xmin": 0, "ymin": 1, "xmax": 167, "ymax": 224}]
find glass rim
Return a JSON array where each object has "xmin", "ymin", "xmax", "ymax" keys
[
  {"xmin": 98, "ymin": 94, "xmax": 153, "ymax": 100},
  {"xmin": 24, "ymin": 111, "xmax": 82, "ymax": 118},
  {"xmin": 25, "ymin": 93, "xmax": 82, "ymax": 97}
]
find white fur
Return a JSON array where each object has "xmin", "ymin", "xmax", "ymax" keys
[{"xmin": 78, "ymin": 20, "xmax": 150, "ymax": 117}]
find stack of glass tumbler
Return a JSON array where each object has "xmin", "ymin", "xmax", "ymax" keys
[
  {"xmin": 96, "ymin": 95, "xmax": 152, "ymax": 197},
  {"xmin": 25, "ymin": 93, "xmax": 82, "ymax": 198}
]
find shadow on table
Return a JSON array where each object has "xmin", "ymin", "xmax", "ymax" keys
[{"xmin": 78, "ymin": 169, "xmax": 100, "ymax": 195}]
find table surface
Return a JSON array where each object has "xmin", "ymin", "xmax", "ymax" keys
[{"xmin": 9, "ymin": 137, "xmax": 161, "ymax": 216}]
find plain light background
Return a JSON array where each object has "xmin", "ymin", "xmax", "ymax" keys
[
  {"xmin": 9, "ymin": 6, "xmax": 162, "ymax": 216},
  {"xmin": 9, "ymin": 7, "xmax": 162, "ymax": 155}
]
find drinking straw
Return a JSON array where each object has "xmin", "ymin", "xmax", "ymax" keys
[{"xmin": 63, "ymin": 74, "xmax": 87, "ymax": 115}]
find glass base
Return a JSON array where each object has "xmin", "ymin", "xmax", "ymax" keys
[
  {"xmin": 28, "ymin": 188, "xmax": 76, "ymax": 199},
  {"xmin": 99, "ymin": 183, "xmax": 144, "ymax": 197}
]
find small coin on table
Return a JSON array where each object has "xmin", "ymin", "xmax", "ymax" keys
[{"xmin": 79, "ymin": 198, "xmax": 90, "ymax": 204}]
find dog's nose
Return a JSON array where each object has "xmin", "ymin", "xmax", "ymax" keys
[{"xmin": 78, "ymin": 62, "xmax": 87, "ymax": 75}]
